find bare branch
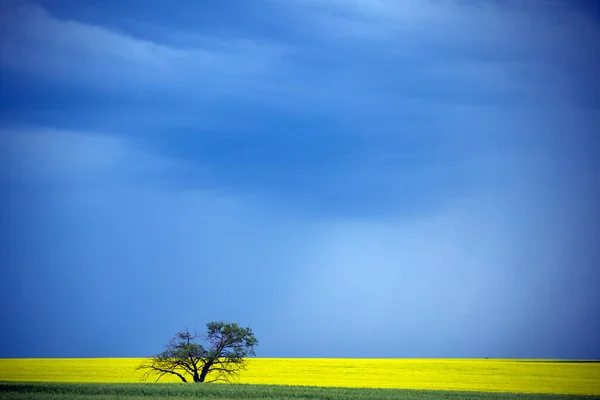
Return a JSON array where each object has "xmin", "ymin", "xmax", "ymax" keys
[{"xmin": 138, "ymin": 322, "xmax": 257, "ymax": 383}]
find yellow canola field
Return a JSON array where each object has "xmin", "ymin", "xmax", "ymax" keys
[{"xmin": 0, "ymin": 358, "xmax": 599, "ymax": 395}]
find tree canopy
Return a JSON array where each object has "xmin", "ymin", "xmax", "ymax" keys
[{"xmin": 137, "ymin": 321, "xmax": 258, "ymax": 383}]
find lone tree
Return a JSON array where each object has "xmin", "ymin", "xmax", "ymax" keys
[{"xmin": 137, "ymin": 321, "xmax": 258, "ymax": 383}]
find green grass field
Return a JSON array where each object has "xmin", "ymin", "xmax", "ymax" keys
[{"xmin": 1, "ymin": 382, "xmax": 600, "ymax": 400}]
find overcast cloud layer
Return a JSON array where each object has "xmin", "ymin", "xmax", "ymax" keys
[{"xmin": 1, "ymin": 0, "xmax": 599, "ymax": 358}]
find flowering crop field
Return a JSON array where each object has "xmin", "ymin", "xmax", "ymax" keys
[{"xmin": 0, "ymin": 358, "xmax": 599, "ymax": 396}]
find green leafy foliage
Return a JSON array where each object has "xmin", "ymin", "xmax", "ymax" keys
[{"xmin": 136, "ymin": 321, "xmax": 258, "ymax": 383}]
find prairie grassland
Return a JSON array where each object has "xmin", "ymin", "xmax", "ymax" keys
[
  {"xmin": 0, "ymin": 358, "xmax": 599, "ymax": 395},
  {"xmin": 1, "ymin": 382, "xmax": 599, "ymax": 400}
]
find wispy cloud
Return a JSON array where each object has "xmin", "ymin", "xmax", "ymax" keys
[
  {"xmin": 266, "ymin": 0, "xmax": 598, "ymax": 108},
  {"xmin": 0, "ymin": 127, "xmax": 192, "ymax": 189},
  {"xmin": 3, "ymin": 0, "xmax": 597, "ymax": 117},
  {"xmin": 0, "ymin": 1, "xmax": 286, "ymax": 93}
]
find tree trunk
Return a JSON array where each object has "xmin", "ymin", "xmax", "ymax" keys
[
  {"xmin": 193, "ymin": 370, "xmax": 201, "ymax": 383},
  {"xmin": 198, "ymin": 362, "xmax": 212, "ymax": 383}
]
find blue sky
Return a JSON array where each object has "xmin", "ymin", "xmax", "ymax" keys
[{"xmin": 0, "ymin": 0, "xmax": 599, "ymax": 359}]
